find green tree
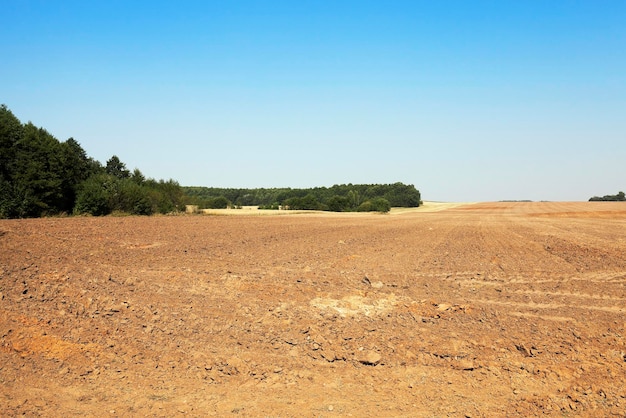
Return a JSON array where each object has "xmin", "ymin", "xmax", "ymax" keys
[
  {"xmin": 56, "ymin": 137, "xmax": 99, "ymax": 213},
  {"xmin": 11, "ymin": 123, "xmax": 67, "ymax": 216},
  {"xmin": 206, "ymin": 196, "xmax": 230, "ymax": 209},
  {"xmin": 0, "ymin": 105, "xmax": 25, "ymax": 217},
  {"xmin": 118, "ymin": 180, "xmax": 153, "ymax": 215},
  {"xmin": 146, "ymin": 179, "xmax": 185, "ymax": 213},
  {"xmin": 326, "ymin": 195, "xmax": 350, "ymax": 212},
  {"xmin": 106, "ymin": 155, "xmax": 130, "ymax": 179},
  {"xmin": 589, "ymin": 191, "xmax": 626, "ymax": 201},
  {"xmin": 131, "ymin": 168, "xmax": 146, "ymax": 185},
  {"xmin": 0, "ymin": 105, "xmax": 23, "ymax": 180},
  {"xmin": 347, "ymin": 190, "xmax": 362, "ymax": 209},
  {"xmin": 283, "ymin": 194, "xmax": 323, "ymax": 210},
  {"xmin": 105, "ymin": 177, "xmax": 152, "ymax": 215},
  {"xmin": 383, "ymin": 182, "xmax": 421, "ymax": 207}
]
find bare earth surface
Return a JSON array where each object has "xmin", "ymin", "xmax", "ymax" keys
[{"xmin": 1, "ymin": 202, "xmax": 625, "ymax": 417}]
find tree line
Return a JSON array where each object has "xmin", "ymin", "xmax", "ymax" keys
[
  {"xmin": 183, "ymin": 182, "xmax": 421, "ymax": 213},
  {"xmin": 1, "ymin": 104, "xmax": 422, "ymax": 217},
  {"xmin": 589, "ymin": 191, "xmax": 625, "ymax": 201},
  {"xmin": 0, "ymin": 105, "xmax": 185, "ymax": 218}
]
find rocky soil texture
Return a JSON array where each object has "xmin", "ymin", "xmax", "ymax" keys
[{"xmin": 1, "ymin": 202, "xmax": 625, "ymax": 417}]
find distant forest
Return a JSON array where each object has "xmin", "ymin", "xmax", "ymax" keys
[
  {"xmin": 0, "ymin": 105, "xmax": 185, "ymax": 218},
  {"xmin": 589, "ymin": 191, "xmax": 625, "ymax": 202},
  {"xmin": 183, "ymin": 182, "xmax": 421, "ymax": 213}
]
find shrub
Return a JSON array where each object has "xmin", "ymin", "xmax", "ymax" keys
[
  {"xmin": 283, "ymin": 194, "xmax": 323, "ymax": 210},
  {"xmin": 326, "ymin": 195, "xmax": 351, "ymax": 212},
  {"xmin": 357, "ymin": 198, "xmax": 390, "ymax": 213},
  {"xmin": 589, "ymin": 191, "xmax": 625, "ymax": 201},
  {"xmin": 259, "ymin": 202, "xmax": 280, "ymax": 210},
  {"xmin": 205, "ymin": 196, "xmax": 230, "ymax": 209},
  {"xmin": 74, "ymin": 174, "xmax": 112, "ymax": 216},
  {"xmin": 370, "ymin": 197, "xmax": 391, "ymax": 213}
]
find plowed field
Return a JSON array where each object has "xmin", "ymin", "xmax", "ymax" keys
[{"xmin": 1, "ymin": 202, "xmax": 625, "ymax": 416}]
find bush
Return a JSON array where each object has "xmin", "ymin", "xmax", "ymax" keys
[
  {"xmin": 589, "ymin": 191, "xmax": 625, "ymax": 201},
  {"xmin": 146, "ymin": 179, "xmax": 185, "ymax": 213},
  {"xmin": 357, "ymin": 198, "xmax": 390, "ymax": 213},
  {"xmin": 326, "ymin": 195, "xmax": 351, "ymax": 212},
  {"xmin": 118, "ymin": 180, "xmax": 153, "ymax": 215},
  {"xmin": 74, "ymin": 175, "xmax": 157, "ymax": 216},
  {"xmin": 356, "ymin": 201, "xmax": 373, "ymax": 212},
  {"xmin": 259, "ymin": 202, "xmax": 280, "ymax": 210},
  {"xmin": 74, "ymin": 174, "xmax": 112, "ymax": 216},
  {"xmin": 205, "ymin": 196, "xmax": 230, "ymax": 209},
  {"xmin": 370, "ymin": 197, "xmax": 391, "ymax": 213},
  {"xmin": 283, "ymin": 194, "xmax": 324, "ymax": 210}
]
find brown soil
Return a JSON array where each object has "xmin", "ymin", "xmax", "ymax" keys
[{"xmin": 1, "ymin": 202, "xmax": 625, "ymax": 417}]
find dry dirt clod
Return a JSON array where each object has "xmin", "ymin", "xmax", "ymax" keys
[
  {"xmin": 453, "ymin": 359, "xmax": 476, "ymax": 371},
  {"xmin": 515, "ymin": 343, "xmax": 534, "ymax": 357},
  {"xmin": 357, "ymin": 350, "xmax": 382, "ymax": 366}
]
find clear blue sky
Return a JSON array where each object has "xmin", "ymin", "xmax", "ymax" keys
[{"xmin": 2, "ymin": 1, "xmax": 625, "ymax": 201}]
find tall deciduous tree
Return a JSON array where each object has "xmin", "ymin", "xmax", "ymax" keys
[
  {"xmin": 11, "ymin": 123, "xmax": 67, "ymax": 216},
  {"xmin": 0, "ymin": 105, "xmax": 25, "ymax": 217}
]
